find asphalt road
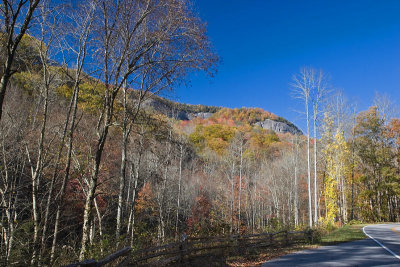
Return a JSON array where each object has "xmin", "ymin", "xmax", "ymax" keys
[{"xmin": 262, "ymin": 223, "xmax": 400, "ymax": 267}]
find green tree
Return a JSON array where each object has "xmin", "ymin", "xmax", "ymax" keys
[{"xmin": 354, "ymin": 107, "xmax": 396, "ymax": 221}]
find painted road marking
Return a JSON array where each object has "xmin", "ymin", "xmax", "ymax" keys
[{"xmin": 363, "ymin": 226, "xmax": 400, "ymax": 260}]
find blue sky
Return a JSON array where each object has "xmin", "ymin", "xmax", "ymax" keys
[{"xmin": 173, "ymin": 0, "xmax": 400, "ymax": 132}]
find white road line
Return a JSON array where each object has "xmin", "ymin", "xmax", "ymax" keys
[{"xmin": 363, "ymin": 225, "xmax": 400, "ymax": 260}]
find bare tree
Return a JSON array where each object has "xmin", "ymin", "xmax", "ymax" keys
[
  {"xmin": 291, "ymin": 134, "xmax": 300, "ymax": 226},
  {"xmin": 311, "ymin": 69, "xmax": 329, "ymax": 224},
  {"xmin": 22, "ymin": 1, "xmax": 62, "ymax": 262},
  {"xmin": 231, "ymin": 131, "xmax": 248, "ymax": 232},
  {"xmin": 174, "ymin": 133, "xmax": 187, "ymax": 240},
  {"xmin": 222, "ymin": 143, "xmax": 237, "ymax": 234},
  {"xmin": 0, "ymin": 84, "xmax": 29, "ymax": 265},
  {"xmin": 26, "ymin": 2, "xmax": 66, "ymax": 264},
  {"xmin": 373, "ymin": 92, "xmax": 398, "ymax": 125},
  {"xmin": 292, "ymin": 67, "xmax": 328, "ymax": 227},
  {"xmin": 291, "ymin": 67, "xmax": 313, "ymax": 228},
  {"xmin": 46, "ymin": 2, "xmax": 95, "ymax": 263},
  {"xmin": 0, "ymin": 0, "xmax": 41, "ymax": 123},
  {"xmin": 126, "ymin": 123, "xmax": 149, "ymax": 246}
]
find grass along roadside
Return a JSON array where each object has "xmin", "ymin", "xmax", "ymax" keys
[
  {"xmin": 319, "ymin": 224, "xmax": 367, "ymax": 245},
  {"xmin": 227, "ymin": 224, "xmax": 368, "ymax": 266}
]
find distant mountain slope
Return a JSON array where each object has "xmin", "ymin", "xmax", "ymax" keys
[{"xmin": 140, "ymin": 95, "xmax": 302, "ymax": 135}]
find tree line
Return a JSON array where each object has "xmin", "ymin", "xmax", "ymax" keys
[{"xmin": 291, "ymin": 67, "xmax": 400, "ymax": 228}]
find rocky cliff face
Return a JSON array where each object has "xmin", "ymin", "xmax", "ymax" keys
[
  {"xmin": 255, "ymin": 119, "xmax": 302, "ymax": 135},
  {"xmin": 186, "ymin": 112, "xmax": 214, "ymax": 120},
  {"xmin": 140, "ymin": 96, "xmax": 218, "ymax": 120}
]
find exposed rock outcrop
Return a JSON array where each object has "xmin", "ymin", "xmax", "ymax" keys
[
  {"xmin": 255, "ymin": 119, "xmax": 302, "ymax": 135},
  {"xmin": 186, "ymin": 112, "xmax": 213, "ymax": 120},
  {"xmin": 140, "ymin": 97, "xmax": 218, "ymax": 120}
]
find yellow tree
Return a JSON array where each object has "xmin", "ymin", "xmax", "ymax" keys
[
  {"xmin": 321, "ymin": 113, "xmax": 350, "ymax": 225},
  {"xmin": 334, "ymin": 129, "xmax": 350, "ymax": 223},
  {"xmin": 321, "ymin": 114, "xmax": 337, "ymax": 225}
]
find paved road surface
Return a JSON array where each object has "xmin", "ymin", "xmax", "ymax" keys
[{"xmin": 262, "ymin": 223, "xmax": 400, "ymax": 267}]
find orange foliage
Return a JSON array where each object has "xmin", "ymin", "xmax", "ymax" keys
[
  {"xmin": 214, "ymin": 107, "xmax": 278, "ymax": 125},
  {"xmin": 135, "ymin": 183, "xmax": 156, "ymax": 215},
  {"xmin": 387, "ymin": 118, "xmax": 400, "ymax": 146}
]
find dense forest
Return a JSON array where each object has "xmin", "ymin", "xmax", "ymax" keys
[{"xmin": 1, "ymin": 0, "xmax": 400, "ymax": 266}]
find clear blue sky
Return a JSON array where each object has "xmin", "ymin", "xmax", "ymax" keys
[{"xmin": 174, "ymin": 0, "xmax": 400, "ymax": 131}]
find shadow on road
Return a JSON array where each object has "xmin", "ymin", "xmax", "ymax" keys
[{"xmin": 262, "ymin": 239, "xmax": 399, "ymax": 267}]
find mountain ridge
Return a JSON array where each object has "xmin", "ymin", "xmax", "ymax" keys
[{"xmin": 141, "ymin": 94, "xmax": 302, "ymax": 135}]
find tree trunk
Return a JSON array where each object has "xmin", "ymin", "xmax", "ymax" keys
[
  {"xmin": 128, "ymin": 162, "xmax": 139, "ymax": 247},
  {"xmin": 127, "ymin": 131, "xmax": 144, "ymax": 246},
  {"xmin": 116, "ymin": 84, "xmax": 130, "ymax": 246},
  {"xmin": 238, "ymin": 142, "xmax": 243, "ymax": 232},
  {"xmin": 175, "ymin": 144, "xmax": 183, "ymax": 240},
  {"xmin": 306, "ymin": 99, "xmax": 312, "ymax": 228},
  {"xmin": 0, "ymin": 0, "xmax": 41, "ymax": 123},
  {"xmin": 80, "ymin": 101, "xmax": 112, "ymax": 260},
  {"xmin": 30, "ymin": 63, "xmax": 51, "ymax": 265},
  {"xmin": 50, "ymin": 77, "xmax": 81, "ymax": 263},
  {"xmin": 41, "ymin": 72, "xmax": 77, "ymax": 262},
  {"xmin": 293, "ymin": 136, "xmax": 299, "ymax": 227},
  {"xmin": 80, "ymin": 144, "xmax": 107, "ymax": 260},
  {"xmin": 313, "ymin": 112, "xmax": 318, "ymax": 224},
  {"xmin": 230, "ymin": 161, "xmax": 235, "ymax": 234}
]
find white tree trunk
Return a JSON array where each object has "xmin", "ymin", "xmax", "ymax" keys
[
  {"xmin": 306, "ymin": 101, "xmax": 313, "ymax": 228},
  {"xmin": 313, "ymin": 113, "xmax": 318, "ymax": 224}
]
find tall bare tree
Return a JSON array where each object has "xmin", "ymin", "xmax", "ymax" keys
[
  {"xmin": 291, "ymin": 67, "xmax": 313, "ymax": 228},
  {"xmin": 311, "ymin": 69, "xmax": 328, "ymax": 224},
  {"xmin": 373, "ymin": 92, "xmax": 398, "ymax": 125},
  {"xmin": 26, "ymin": 1, "xmax": 63, "ymax": 264},
  {"xmin": 0, "ymin": 0, "xmax": 41, "ymax": 123},
  {"xmin": 46, "ymin": 2, "xmax": 96, "ymax": 263},
  {"xmin": 291, "ymin": 134, "xmax": 300, "ymax": 227}
]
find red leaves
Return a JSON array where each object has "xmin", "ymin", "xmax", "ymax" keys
[{"xmin": 187, "ymin": 193, "xmax": 211, "ymax": 235}]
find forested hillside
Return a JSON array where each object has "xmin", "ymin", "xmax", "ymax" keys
[{"xmin": 1, "ymin": 0, "xmax": 400, "ymax": 266}]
